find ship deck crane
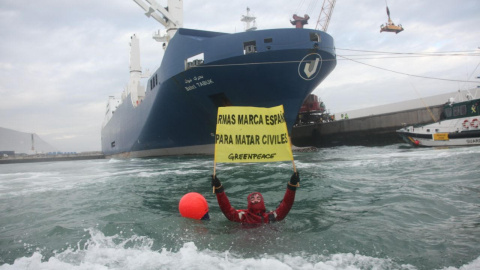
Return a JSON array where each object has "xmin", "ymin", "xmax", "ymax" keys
[{"xmin": 132, "ymin": 0, "xmax": 183, "ymax": 46}]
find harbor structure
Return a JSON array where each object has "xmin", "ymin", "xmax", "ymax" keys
[{"xmin": 291, "ymin": 90, "xmax": 476, "ymax": 146}]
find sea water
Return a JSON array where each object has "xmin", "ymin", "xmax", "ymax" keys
[{"xmin": 0, "ymin": 145, "xmax": 479, "ymax": 270}]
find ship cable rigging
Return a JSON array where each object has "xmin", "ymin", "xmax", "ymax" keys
[
  {"xmin": 334, "ymin": 48, "xmax": 480, "ymax": 84},
  {"xmin": 406, "ymin": 61, "xmax": 480, "ymax": 124},
  {"xmin": 338, "ymin": 55, "xmax": 478, "ymax": 61},
  {"xmin": 336, "ymin": 48, "xmax": 480, "ymax": 58},
  {"xmin": 408, "ymin": 78, "xmax": 438, "ymax": 123},
  {"xmin": 193, "ymin": 46, "xmax": 479, "ymax": 84},
  {"xmin": 460, "ymin": 60, "xmax": 480, "ymax": 90},
  {"xmin": 294, "ymin": 0, "xmax": 307, "ymax": 15},
  {"xmin": 295, "ymin": 0, "xmax": 321, "ymax": 17},
  {"xmin": 338, "ymin": 54, "xmax": 480, "ymax": 83},
  {"xmin": 193, "ymin": 56, "xmax": 478, "ymax": 84}
]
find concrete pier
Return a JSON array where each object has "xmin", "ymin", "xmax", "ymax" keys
[
  {"xmin": 0, "ymin": 153, "xmax": 105, "ymax": 164},
  {"xmin": 291, "ymin": 105, "xmax": 443, "ymax": 147},
  {"xmin": 291, "ymin": 89, "xmax": 479, "ymax": 147}
]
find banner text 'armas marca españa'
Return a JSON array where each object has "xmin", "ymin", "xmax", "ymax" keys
[{"xmin": 214, "ymin": 105, "xmax": 294, "ymax": 163}]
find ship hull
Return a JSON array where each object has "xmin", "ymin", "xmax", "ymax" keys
[{"xmin": 102, "ymin": 28, "xmax": 336, "ymax": 158}]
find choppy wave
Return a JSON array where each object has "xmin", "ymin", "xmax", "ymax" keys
[
  {"xmin": 0, "ymin": 228, "xmax": 479, "ymax": 270},
  {"xmin": 2, "ymin": 146, "xmax": 480, "ymax": 269}
]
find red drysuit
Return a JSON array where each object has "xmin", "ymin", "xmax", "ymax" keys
[{"xmin": 215, "ymin": 186, "xmax": 296, "ymax": 224}]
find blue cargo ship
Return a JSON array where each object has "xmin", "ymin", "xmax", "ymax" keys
[{"xmin": 101, "ymin": 2, "xmax": 336, "ymax": 158}]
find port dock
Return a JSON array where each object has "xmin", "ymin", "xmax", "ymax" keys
[
  {"xmin": 291, "ymin": 105, "xmax": 443, "ymax": 146},
  {"xmin": 291, "ymin": 90, "xmax": 478, "ymax": 147},
  {"xmin": 0, "ymin": 152, "xmax": 105, "ymax": 164}
]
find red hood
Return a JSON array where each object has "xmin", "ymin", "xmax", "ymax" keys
[{"xmin": 247, "ymin": 192, "xmax": 266, "ymax": 215}]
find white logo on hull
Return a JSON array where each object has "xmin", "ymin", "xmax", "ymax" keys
[
  {"xmin": 298, "ymin": 53, "xmax": 322, "ymax": 81},
  {"xmin": 304, "ymin": 58, "xmax": 320, "ymax": 78}
]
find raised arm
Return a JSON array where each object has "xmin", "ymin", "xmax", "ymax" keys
[
  {"xmin": 212, "ymin": 175, "xmax": 242, "ymax": 222},
  {"xmin": 271, "ymin": 172, "xmax": 299, "ymax": 222}
]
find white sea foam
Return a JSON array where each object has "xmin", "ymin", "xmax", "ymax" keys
[
  {"xmin": 0, "ymin": 171, "xmax": 76, "ymax": 198},
  {"xmin": 136, "ymin": 169, "xmax": 209, "ymax": 177},
  {"xmin": 107, "ymin": 158, "xmax": 124, "ymax": 163},
  {"xmin": 307, "ymin": 145, "xmax": 480, "ymax": 170},
  {"xmin": 0, "ymin": 167, "xmax": 118, "ymax": 198},
  {"xmin": 137, "ymin": 171, "xmax": 165, "ymax": 178},
  {"xmin": 1, "ymin": 228, "xmax": 479, "ymax": 270}
]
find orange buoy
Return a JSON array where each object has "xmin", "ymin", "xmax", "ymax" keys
[{"xmin": 178, "ymin": 192, "xmax": 209, "ymax": 220}]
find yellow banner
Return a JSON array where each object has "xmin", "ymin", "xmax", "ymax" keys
[{"xmin": 214, "ymin": 105, "xmax": 294, "ymax": 163}]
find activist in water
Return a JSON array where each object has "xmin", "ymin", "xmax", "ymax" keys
[{"xmin": 211, "ymin": 172, "xmax": 300, "ymax": 224}]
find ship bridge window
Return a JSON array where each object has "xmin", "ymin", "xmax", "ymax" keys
[
  {"xmin": 243, "ymin": 41, "xmax": 257, "ymax": 54},
  {"xmin": 310, "ymin": 32, "xmax": 321, "ymax": 42},
  {"xmin": 444, "ymin": 107, "xmax": 452, "ymax": 118},
  {"xmin": 150, "ymin": 74, "xmax": 158, "ymax": 90},
  {"xmin": 453, "ymin": 105, "xmax": 467, "ymax": 117},
  {"xmin": 185, "ymin": 53, "xmax": 204, "ymax": 70}
]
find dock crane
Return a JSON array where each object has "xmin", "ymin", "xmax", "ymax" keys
[
  {"xmin": 315, "ymin": 0, "xmax": 336, "ymax": 32},
  {"xmin": 312, "ymin": 0, "xmax": 404, "ymax": 34}
]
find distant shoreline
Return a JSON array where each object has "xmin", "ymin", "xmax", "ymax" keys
[
  {"xmin": 0, "ymin": 153, "xmax": 105, "ymax": 164},
  {"xmin": 0, "ymin": 147, "xmax": 319, "ymax": 164}
]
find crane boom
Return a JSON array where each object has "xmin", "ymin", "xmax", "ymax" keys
[
  {"xmin": 315, "ymin": 0, "xmax": 336, "ymax": 32},
  {"xmin": 132, "ymin": 0, "xmax": 183, "ymax": 43}
]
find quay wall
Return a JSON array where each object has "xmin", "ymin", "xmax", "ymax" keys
[
  {"xmin": 0, "ymin": 154, "xmax": 105, "ymax": 164},
  {"xmin": 291, "ymin": 105, "xmax": 443, "ymax": 147}
]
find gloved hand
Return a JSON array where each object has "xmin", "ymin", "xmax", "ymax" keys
[
  {"xmin": 290, "ymin": 172, "xmax": 300, "ymax": 186},
  {"xmin": 211, "ymin": 175, "xmax": 221, "ymax": 188},
  {"xmin": 211, "ymin": 175, "xmax": 224, "ymax": 193}
]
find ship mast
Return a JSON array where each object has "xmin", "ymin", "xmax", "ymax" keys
[
  {"xmin": 132, "ymin": 0, "xmax": 183, "ymax": 48},
  {"xmin": 241, "ymin": 7, "xmax": 257, "ymax": 32},
  {"xmin": 125, "ymin": 34, "xmax": 150, "ymax": 107},
  {"xmin": 123, "ymin": 0, "xmax": 180, "ymax": 108}
]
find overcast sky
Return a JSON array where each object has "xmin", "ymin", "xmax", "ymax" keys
[{"xmin": 1, "ymin": 0, "xmax": 479, "ymax": 152}]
